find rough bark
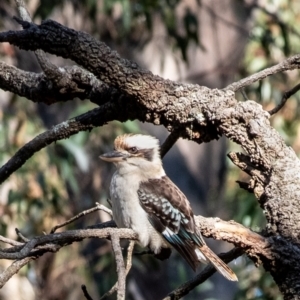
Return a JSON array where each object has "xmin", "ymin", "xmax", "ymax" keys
[{"xmin": 0, "ymin": 18, "xmax": 300, "ymax": 299}]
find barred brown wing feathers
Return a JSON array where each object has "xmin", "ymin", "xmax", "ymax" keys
[
  {"xmin": 137, "ymin": 176, "xmax": 205, "ymax": 271},
  {"xmin": 138, "ymin": 176, "xmax": 196, "ymax": 234}
]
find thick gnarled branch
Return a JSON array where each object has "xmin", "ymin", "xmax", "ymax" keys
[
  {"xmin": 0, "ymin": 61, "xmax": 118, "ymax": 106},
  {"xmin": 0, "ymin": 18, "xmax": 221, "ymax": 143}
]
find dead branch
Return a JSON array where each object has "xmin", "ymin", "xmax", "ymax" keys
[
  {"xmin": 14, "ymin": 0, "xmax": 109, "ymax": 106},
  {"xmin": 268, "ymin": 82, "xmax": 300, "ymax": 115},
  {"xmin": 0, "ymin": 257, "xmax": 34, "ymax": 288},
  {"xmin": 110, "ymin": 234, "xmax": 126, "ymax": 300},
  {"xmin": 15, "ymin": 0, "xmax": 56, "ymax": 77},
  {"xmin": 81, "ymin": 285, "xmax": 94, "ymax": 300},
  {"xmin": 0, "ymin": 216, "xmax": 269, "ymax": 290},
  {"xmin": 224, "ymin": 54, "xmax": 300, "ymax": 92},
  {"xmin": 160, "ymin": 131, "xmax": 182, "ymax": 158},
  {"xmin": 0, "ymin": 101, "xmax": 139, "ymax": 184},
  {"xmin": 0, "ymin": 236, "xmax": 23, "ymax": 247},
  {"xmin": 50, "ymin": 203, "xmax": 112, "ymax": 234},
  {"xmin": 0, "ymin": 61, "xmax": 112, "ymax": 105},
  {"xmin": 100, "ymin": 241, "xmax": 135, "ymax": 300},
  {"xmin": 15, "ymin": 228, "xmax": 29, "ymax": 242},
  {"xmin": 0, "ymin": 227, "xmax": 137, "ymax": 260}
]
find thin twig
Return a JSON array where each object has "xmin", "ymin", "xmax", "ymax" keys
[
  {"xmin": 160, "ymin": 131, "xmax": 181, "ymax": 158},
  {"xmin": 0, "ymin": 235, "xmax": 24, "ymax": 247},
  {"xmin": 241, "ymin": 89, "xmax": 249, "ymax": 101},
  {"xmin": 81, "ymin": 285, "xmax": 94, "ymax": 300},
  {"xmin": 50, "ymin": 203, "xmax": 112, "ymax": 233},
  {"xmin": 163, "ymin": 248, "xmax": 243, "ymax": 300},
  {"xmin": 15, "ymin": 228, "xmax": 29, "ymax": 242},
  {"xmin": 224, "ymin": 54, "xmax": 300, "ymax": 92},
  {"xmin": 100, "ymin": 241, "xmax": 135, "ymax": 300},
  {"xmin": 268, "ymin": 83, "xmax": 300, "ymax": 115},
  {"xmin": 107, "ymin": 198, "xmax": 112, "ymax": 208},
  {"xmin": 96, "ymin": 203, "xmax": 113, "ymax": 217}
]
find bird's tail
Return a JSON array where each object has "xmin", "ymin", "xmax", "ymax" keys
[{"xmin": 198, "ymin": 244, "xmax": 238, "ymax": 281}]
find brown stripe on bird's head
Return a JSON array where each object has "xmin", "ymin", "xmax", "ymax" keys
[
  {"xmin": 114, "ymin": 134, "xmax": 134, "ymax": 150},
  {"xmin": 114, "ymin": 134, "xmax": 156, "ymax": 161}
]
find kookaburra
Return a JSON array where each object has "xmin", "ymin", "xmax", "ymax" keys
[{"xmin": 100, "ymin": 134, "xmax": 237, "ymax": 281}]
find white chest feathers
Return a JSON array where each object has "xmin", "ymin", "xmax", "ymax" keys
[{"xmin": 110, "ymin": 171, "xmax": 168, "ymax": 252}]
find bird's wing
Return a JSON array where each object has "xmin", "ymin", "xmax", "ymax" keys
[{"xmin": 138, "ymin": 176, "xmax": 204, "ymax": 270}]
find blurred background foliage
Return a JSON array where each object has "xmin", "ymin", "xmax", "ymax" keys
[{"xmin": 0, "ymin": 0, "xmax": 299, "ymax": 299}]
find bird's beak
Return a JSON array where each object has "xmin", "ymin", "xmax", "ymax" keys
[{"xmin": 99, "ymin": 151, "xmax": 129, "ymax": 162}]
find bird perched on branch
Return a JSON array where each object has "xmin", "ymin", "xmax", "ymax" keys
[{"xmin": 100, "ymin": 134, "xmax": 237, "ymax": 281}]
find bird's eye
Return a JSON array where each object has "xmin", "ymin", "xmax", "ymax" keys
[{"xmin": 128, "ymin": 147, "xmax": 138, "ymax": 154}]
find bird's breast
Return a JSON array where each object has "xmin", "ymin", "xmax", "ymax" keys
[
  {"xmin": 109, "ymin": 171, "xmax": 168, "ymax": 252},
  {"xmin": 110, "ymin": 172, "xmax": 141, "ymax": 228}
]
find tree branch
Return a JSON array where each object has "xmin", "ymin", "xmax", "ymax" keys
[
  {"xmin": 0, "ymin": 60, "xmax": 117, "ymax": 106},
  {"xmin": 81, "ymin": 285, "xmax": 94, "ymax": 300},
  {"xmin": 0, "ymin": 226, "xmax": 137, "ymax": 260},
  {"xmin": 0, "ymin": 17, "xmax": 165, "ymax": 98},
  {"xmin": 0, "ymin": 216, "xmax": 268, "ymax": 284},
  {"xmin": 15, "ymin": 228, "xmax": 29, "ymax": 242},
  {"xmin": 0, "ymin": 236, "xmax": 23, "ymax": 247},
  {"xmin": 224, "ymin": 54, "xmax": 300, "ymax": 92},
  {"xmin": 14, "ymin": 0, "xmax": 111, "ymax": 105},
  {"xmin": 110, "ymin": 234, "xmax": 126, "ymax": 300},
  {"xmin": 268, "ymin": 82, "xmax": 300, "ymax": 115},
  {"xmin": 0, "ymin": 213, "xmax": 268, "ymax": 289},
  {"xmin": 0, "ymin": 18, "xmax": 218, "ymax": 143},
  {"xmin": 160, "ymin": 130, "xmax": 181, "ymax": 158},
  {"xmin": 0, "ymin": 257, "xmax": 34, "ymax": 288},
  {"xmin": 0, "ymin": 100, "xmax": 140, "ymax": 184},
  {"xmin": 100, "ymin": 241, "xmax": 135, "ymax": 300},
  {"xmin": 15, "ymin": 0, "xmax": 56, "ymax": 76},
  {"xmin": 50, "ymin": 203, "xmax": 112, "ymax": 234}
]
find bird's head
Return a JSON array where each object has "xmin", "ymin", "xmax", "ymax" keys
[{"xmin": 100, "ymin": 134, "xmax": 164, "ymax": 176}]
